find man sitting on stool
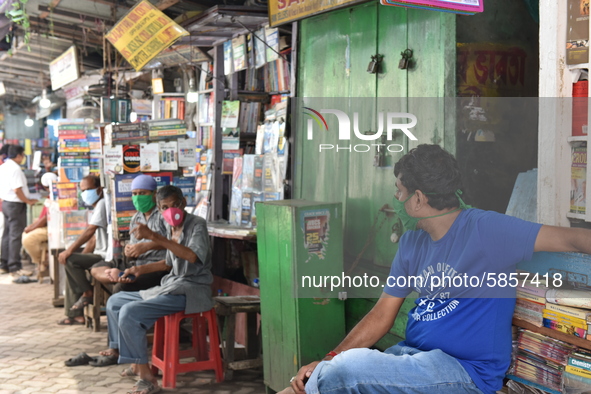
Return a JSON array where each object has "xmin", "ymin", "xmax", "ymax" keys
[{"xmin": 103, "ymin": 185, "xmax": 213, "ymax": 394}]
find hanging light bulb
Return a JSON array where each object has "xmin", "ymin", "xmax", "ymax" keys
[
  {"xmin": 24, "ymin": 116, "xmax": 34, "ymax": 127},
  {"xmin": 186, "ymin": 78, "xmax": 198, "ymax": 103},
  {"xmin": 39, "ymin": 89, "xmax": 51, "ymax": 109}
]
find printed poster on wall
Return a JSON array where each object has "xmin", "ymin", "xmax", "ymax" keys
[
  {"xmin": 567, "ymin": 0, "xmax": 590, "ymax": 65},
  {"xmin": 105, "ymin": 0, "xmax": 189, "ymax": 71},
  {"xmin": 269, "ymin": 0, "xmax": 365, "ymax": 26},
  {"xmin": 300, "ymin": 209, "xmax": 330, "ymax": 262}
]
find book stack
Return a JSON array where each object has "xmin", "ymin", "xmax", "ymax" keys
[
  {"xmin": 515, "ymin": 279, "xmax": 548, "ymax": 327},
  {"xmin": 146, "ymin": 119, "xmax": 187, "ymax": 139},
  {"xmin": 543, "ymin": 302, "xmax": 591, "ymax": 339},
  {"xmin": 87, "ymin": 129, "xmax": 102, "ymax": 176},
  {"xmin": 238, "ymin": 102, "xmax": 262, "ymax": 134},
  {"xmin": 563, "ymin": 351, "xmax": 591, "ymax": 392},
  {"xmin": 112, "ymin": 123, "xmax": 149, "ymax": 144},
  {"xmin": 263, "ymin": 49, "xmax": 291, "ymax": 93},
  {"xmin": 510, "ymin": 329, "xmax": 575, "ymax": 392},
  {"xmin": 57, "ymin": 120, "xmax": 90, "ymax": 182}
]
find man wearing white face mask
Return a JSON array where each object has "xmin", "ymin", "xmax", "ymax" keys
[
  {"xmin": 0, "ymin": 145, "xmax": 38, "ymax": 276},
  {"xmin": 57, "ymin": 175, "xmax": 108, "ymax": 325}
]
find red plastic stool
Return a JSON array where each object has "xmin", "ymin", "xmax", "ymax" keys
[{"xmin": 151, "ymin": 309, "xmax": 224, "ymax": 388}]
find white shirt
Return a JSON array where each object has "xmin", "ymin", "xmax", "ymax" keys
[{"xmin": 0, "ymin": 159, "xmax": 30, "ymax": 202}]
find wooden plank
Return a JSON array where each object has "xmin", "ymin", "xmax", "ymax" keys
[
  {"xmin": 39, "ymin": 0, "xmax": 62, "ymax": 19},
  {"xmin": 155, "ymin": 0, "xmax": 180, "ymax": 11}
]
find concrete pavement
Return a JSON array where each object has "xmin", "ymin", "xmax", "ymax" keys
[{"xmin": 0, "ymin": 267, "xmax": 266, "ymax": 394}]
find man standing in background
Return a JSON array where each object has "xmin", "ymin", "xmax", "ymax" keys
[{"xmin": 0, "ymin": 145, "xmax": 37, "ymax": 276}]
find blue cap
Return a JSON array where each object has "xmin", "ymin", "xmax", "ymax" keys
[{"xmin": 131, "ymin": 174, "xmax": 157, "ymax": 191}]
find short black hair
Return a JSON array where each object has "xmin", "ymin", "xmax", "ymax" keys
[
  {"xmin": 394, "ymin": 144, "xmax": 464, "ymax": 210},
  {"xmin": 0, "ymin": 144, "xmax": 12, "ymax": 156},
  {"xmin": 82, "ymin": 175, "xmax": 101, "ymax": 188},
  {"xmin": 7, "ymin": 145, "xmax": 24, "ymax": 159},
  {"xmin": 156, "ymin": 185, "xmax": 184, "ymax": 204}
]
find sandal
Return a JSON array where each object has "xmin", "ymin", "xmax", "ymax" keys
[
  {"xmin": 89, "ymin": 354, "xmax": 118, "ymax": 367},
  {"xmin": 64, "ymin": 352, "xmax": 96, "ymax": 367},
  {"xmin": 12, "ymin": 275, "xmax": 37, "ymax": 284},
  {"xmin": 127, "ymin": 379, "xmax": 161, "ymax": 394},
  {"xmin": 121, "ymin": 366, "xmax": 138, "ymax": 378},
  {"xmin": 57, "ymin": 317, "xmax": 85, "ymax": 325},
  {"xmin": 70, "ymin": 295, "xmax": 93, "ymax": 310}
]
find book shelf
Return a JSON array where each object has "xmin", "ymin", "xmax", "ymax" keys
[
  {"xmin": 513, "ymin": 317, "xmax": 591, "ymax": 351},
  {"xmin": 152, "ymin": 93, "xmax": 187, "ymax": 121}
]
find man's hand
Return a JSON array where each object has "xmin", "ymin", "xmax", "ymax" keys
[
  {"xmin": 131, "ymin": 224, "xmax": 154, "ymax": 241},
  {"xmin": 118, "ymin": 266, "xmax": 140, "ymax": 283},
  {"xmin": 124, "ymin": 243, "xmax": 147, "ymax": 259},
  {"xmin": 24, "ymin": 225, "xmax": 31, "ymax": 234},
  {"xmin": 291, "ymin": 360, "xmax": 324, "ymax": 394},
  {"xmin": 58, "ymin": 250, "xmax": 72, "ymax": 265},
  {"xmin": 105, "ymin": 268, "xmax": 121, "ymax": 282},
  {"xmin": 26, "ymin": 199, "xmax": 38, "ymax": 206}
]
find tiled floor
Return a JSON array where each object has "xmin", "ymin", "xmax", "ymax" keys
[{"xmin": 0, "ymin": 266, "xmax": 266, "ymax": 394}]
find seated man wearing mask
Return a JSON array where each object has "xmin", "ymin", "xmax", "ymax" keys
[
  {"xmin": 58, "ymin": 175, "xmax": 109, "ymax": 325},
  {"xmin": 104, "ymin": 185, "xmax": 212, "ymax": 394}
]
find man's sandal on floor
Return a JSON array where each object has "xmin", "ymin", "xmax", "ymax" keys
[
  {"xmin": 127, "ymin": 379, "xmax": 161, "ymax": 394},
  {"xmin": 64, "ymin": 352, "xmax": 96, "ymax": 367},
  {"xmin": 70, "ymin": 295, "xmax": 93, "ymax": 310},
  {"xmin": 88, "ymin": 354, "xmax": 118, "ymax": 367}
]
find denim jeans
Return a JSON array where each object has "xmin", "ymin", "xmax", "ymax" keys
[
  {"xmin": 305, "ymin": 344, "xmax": 483, "ymax": 394},
  {"xmin": 106, "ymin": 291, "xmax": 186, "ymax": 364}
]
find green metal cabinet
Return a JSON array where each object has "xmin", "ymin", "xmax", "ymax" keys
[{"xmin": 257, "ymin": 200, "xmax": 345, "ymax": 393}]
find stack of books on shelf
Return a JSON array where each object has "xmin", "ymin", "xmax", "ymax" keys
[
  {"xmin": 111, "ymin": 123, "xmax": 149, "ymax": 144},
  {"xmin": 543, "ymin": 301, "xmax": 591, "ymax": 339},
  {"xmin": 56, "ymin": 120, "xmax": 90, "ymax": 183},
  {"xmin": 198, "ymin": 93, "xmax": 215, "ymax": 125},
  {"xmin": 146, "ymin": 119, "xmax": 187, "ymax": 139},
  {"xmin": 509, "ymin": 329, "xmax": 575, "ymax": 392},
  {"xmin": 563, "ymin": 351, "xmax": 591, "ymax": 392},
  {"xmin": 515, "ymin": 279, "xmax": 548, "ymax": 327},
  {"xmin": 87, "ymin": 129, "xmax": 102, "ymax": 176},
  {"xmin": 263, "ymin": 48, "xmax": 291, "ymax": 93}
]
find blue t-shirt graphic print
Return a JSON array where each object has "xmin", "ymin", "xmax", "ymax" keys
[{"xmin": 385, "ymin": 209, "xmax": 542, "ymax": 394}]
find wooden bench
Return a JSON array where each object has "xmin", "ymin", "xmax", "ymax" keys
[{"xmin": 84, "ymin": 279, "xmax": 112, "ymax": 332}]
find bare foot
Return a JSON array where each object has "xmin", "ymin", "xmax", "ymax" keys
[{"xmin": 99, "ymin": 348, "xmax": 119, "ymax": 357}]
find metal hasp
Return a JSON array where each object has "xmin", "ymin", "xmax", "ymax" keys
[
  {"xmin": 367, "ymin": 54, "xmax": 383, "ymax": 74},
  {"xmin": 398, "ymin": 49, "xmax": 413, "ymax": 70},
  {"xmin": 256, "ymin": 200, "xmax": 345, "ymax": 393}
]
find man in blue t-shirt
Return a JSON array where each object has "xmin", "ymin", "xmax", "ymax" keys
[{"xmin": 282, "ymin": 144, "xmax": 591, "ymax": 394}]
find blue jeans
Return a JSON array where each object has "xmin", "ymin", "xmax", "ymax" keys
[
  {"xmin": 305, "ymin": 345, "xmax": 483, "ymax": 394},
  {"xmin": 106, "ymin": 291, "xmax": 186, "ymax": 364}
]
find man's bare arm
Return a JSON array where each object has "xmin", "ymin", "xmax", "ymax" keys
[{"xmin": 534, "ymin": 226, "xmax": 591, "ymax": 254}]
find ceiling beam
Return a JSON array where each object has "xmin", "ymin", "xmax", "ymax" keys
[
  {"xmin": 0, "ymin": 60, "xmax": 49, "ymax": 74},
  {"xmin": 37, "ymin": 5, "xmax": 115, "ymax": 25},
  {"xmin": 0, "ymin": 68, "xmax": 45, "ymax": 80},
  {"xmin": 28, "ymin": 24, "xmax": 103, "ymax": 48},
  {"xmin": 155, "ymin": 0, "xmax": 180, "ymax": 11}
]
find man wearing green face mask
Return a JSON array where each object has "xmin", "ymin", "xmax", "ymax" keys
[{"xmin": 90, "ymin": 174, "xmax": 168, "ymax": 293}]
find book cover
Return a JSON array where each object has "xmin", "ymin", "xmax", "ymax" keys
[
  {"xmin": 103, "ymin": 145, "xmax": 124, "ymax": 175},
  {"xmin": 114, "ymin": 174, "xmax": 139, "ymax": 212},
  {"xmin": 123, "ymin": 145, "xmax": 141, "ymax": 173},
  {"xmin": 148, "ymin": 172, "xmax": 174, "ymax": 189},
  {"xmin": 565, "ymin": 364, "xmax": 591, "ymax": 379},
  {"xmin": 223, "ymin": 40, "xmax": 233, "ymax": 75},
  {"xmin": 253, "ymin": 155, "xmax": 264, "ymax": 192},
  {"xmin": 172, "ymin": 176, "xmax": 196, "ymax": 206},
  {"xmin": 241, "ymin": 191, "xmax": 252, "ymax": 227},
  {"xmin": 543, "ymin": 318, "xmax": 587, "ymax": 337},
  {"xmin": 222, "ymin": 150, "xmax": 243, "ymax": 175},
  {"xmin": 264, "ymin": 27, "xmax": 279, "ymax": 63},
  {"xmin": 57, "ymin": 182, "xmax": 79, "ymax": 211},
  {"xmin": 178, "ymin": 138, "xmax": 197, "ymax": 168},
  {"xmin": 229, "ymin": 188, "xmax": 242, "ymax": 226},
  {"xmin": 570, "ymin": 144, "xmax": 587, "ymax": 214},
  {"xmin": 251, "ymin": 192, "xmax": 263, "ymax": 227},
  {"xmin": 516, "ymin": 290, "xmax": 546, "ymax": 305},
  {"xmin": 518, "ymin": 282, "xmax": 548, "ymax": 298},
  {"xmin": 221, "ymin": 101, "xmax": 240, "ymax": 128},
  {"xmin": 543, "ymin": 309, "xmax": 588, "ymax": 327},
  {"xmin": 140, "ymin": 143, "xmax": 160, "ymax": 172},
  {"xmin": 232, "ymin": 35, "xmax": 247, "ymax": 72},
  {"xmin": 158, "ymin": 141, "xmax": 178, "ymax": 171},
  {"xmin": 254, "ymin": 28, "xmax": 266, "ymax": 68},
  {"xmin": 242, "ymin": 154, "xmax": 255, "ymax": 191},
  {"xmin": 232, "ymin": 156, "xmax": 243, "ymax": 189}
]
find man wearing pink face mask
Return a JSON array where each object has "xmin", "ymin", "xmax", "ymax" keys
[{"xmin": 103, "ymin": 185, "xmax": 213, "ymax": 394}]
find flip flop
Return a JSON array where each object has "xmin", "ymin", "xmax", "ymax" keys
[
  {"xmin": 89, "ymin": 354, "xmax": 118, "ymax": 367},
  {"xmin": 120, "ymin": 366, "xmax": 139, "ymax": 378},
  {"xmin": 128, "ymin": 379, "xmax": 161, "ymax": 394},
  {"xmin": 12, "ymin": 275, "xmax": 37, "ymax": 284},
  {"xmin": 57, "ymin": 317, "xmax": 85, "ymax": 325},
  {"xmin": 70, "ymin": 295, "xmax": 93, "ymax": 310},
  {"xmin": 65, "ymin": 352, "xmax": 96, "ymax": 367}
]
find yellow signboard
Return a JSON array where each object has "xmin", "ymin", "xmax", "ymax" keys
[
  {"xmin": 106, "ymin": 0, "xmax": 189, "ymax": 71},
  {"xmin": 269, "ymin": 0, "xmax": 364, "ymax": 27}
]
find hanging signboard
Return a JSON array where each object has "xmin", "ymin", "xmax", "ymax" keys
[
  {"xmin": 49, "ymin": 46, "xmax": 80, "ymax": 91},
  {"xmin": 268, "ymin": 0, "xmax": 365, "ymax": 27},
  {"xmin": 380, "ymin": 0, "xmax": 484, "ymax": 14},
  {"xmin": 105, "ymin": 0, "xmax": 189, "ymax": 71}
]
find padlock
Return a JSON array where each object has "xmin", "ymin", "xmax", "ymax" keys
[
  {"xmin": 367, "ymin": 54, "xmax": 383, "ymax": 74},
  {"xmin": 398, "ymin": 57, "xmax": 409, "ymax": 70},
  {"xmin": 398, "ymin": 49, "xmax": 413, "ymax": 70}
]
